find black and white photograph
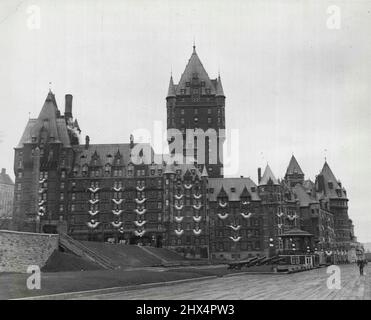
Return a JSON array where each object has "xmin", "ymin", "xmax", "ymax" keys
[{"xmin": 0, "ymin": 0, "xmax": 370, "ymax": 306}]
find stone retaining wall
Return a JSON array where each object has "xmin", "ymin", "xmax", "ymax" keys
[{"xmin": 0, "ymin": 230, "xmax": 58, "ymax": 273}]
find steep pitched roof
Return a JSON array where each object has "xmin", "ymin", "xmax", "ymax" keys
[
  {"xmin": 320, "ymin": 161, "xmax": 338, "ymax": 183},
  {"xmin": 286, "ymin": 155, "xmax": 304, "ymax": 176},
  {"xmin": 167, "ymin": 76, "xmax": 176, "ymax": 97},
  {"xmin": 17, "ymin": 91, "xmax": 71, "ymax": 148},
  {"xmin": 16, "ymin": 119, "xmax": 37, "ymax": 148},
  {"xmin": 317, "ymin": 161, "xmax": 347, "ymax": 199},
  {"xmin": 208, "ymin": 177, "xmax": 260, "ymax": 202},
  {"xmin": 175, "ymin": 47, "xmax": 216, "ymax": 95},
  {"xmin": 0, "ymin": 169, "xmax": 14, "ymax": 185},
  {"xmin": 215, "ymin": 75, "xmax": 225, "ymax": 97},
  {"xmin": 73, "ymin": 143, "xmax": 154, "ymax": 168},
  {"xmin": 293, "ymin": 184, "xmax": 318, "ymax": 207},
  {"xmin": 260, "ymin": 164, "xmax": 279, "ymax": 185},
  {"xmin": 38, "ymin": 91, "xmax": 59, "ymax": 120}
]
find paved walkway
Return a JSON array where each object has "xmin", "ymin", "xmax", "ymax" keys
[{"xmin": 75, "ymin": 264, "xmax": 371, "ymax": 300}]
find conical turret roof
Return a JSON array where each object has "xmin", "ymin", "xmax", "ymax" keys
[
  {"xmin": 167, "ymin": 75, "xmax": 176, "ymax": 98},
  {"xmin": 216, "ymin": 75, "xmax": 225, "ymax": 97},
  {"xmin": 259, "ymin": 164, "xmax": 279, "ymax": 185},
  {"xmin": 286, "ymin": 155, "xmax": 304, "ymax": 176}
]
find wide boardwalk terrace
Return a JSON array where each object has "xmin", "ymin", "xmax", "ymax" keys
[{"xmin": 77, "ymin": 264, "xmax": 371, "ymax": 300}]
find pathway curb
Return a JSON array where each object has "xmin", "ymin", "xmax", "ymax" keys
[{"xmin": 14, "ymin": 275, "xmax": 219, "ymax": 300}]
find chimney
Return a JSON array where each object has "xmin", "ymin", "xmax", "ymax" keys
[
  {"xmin": 65, "ymin": 94, "xmax": 73, "ymax": 119},
  {"xmin": 258, "ymin": 167, "xmax": 262, "ymax": 184},
  {"xmin": 1, "ymin": 168, "xmax": 5, "ymax": 175},
  {"xmin": 85, "ymin": 135, "xmax": 90, "ymax": 149}
]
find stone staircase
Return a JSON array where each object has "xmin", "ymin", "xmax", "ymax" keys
[{"xmin": 59, "ymin": 233, "xmax": 117, "ymax": 270}]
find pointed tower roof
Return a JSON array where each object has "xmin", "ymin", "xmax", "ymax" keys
[
  {"xmin": 317, "ymin": 161, "xmax": 347, "ymax": 199},
  {"xmin": 259, "ymin": 164, "xmax": 279, "ymax": 185},
  {"xmin": 201, "ymin": 166, "xmax": 208, "ymax": 178},
  {"xmin": 28, "ymin": 91, "xmax": 68, "ymax": 145},
  {"xmin": 286, "ymin": 155, "xmax": 304, "ymax": 176},
  {"xmin": 215, "ymin": 75, "xmax": 225, "ymax": 97},
  {"xmin": 37, "ymin": 91, "xmax": 58, "ymax": 121},
  {"xmin": 167, "ymin": 75, "xmax": 176, "ymax": 98},
  {"xmin": 320, "ymin": 161, "xmax": 339, "ymax": 184},
  {"xmin": 176, "ymin": 46, "xmax": 216, "ymax": 95}
]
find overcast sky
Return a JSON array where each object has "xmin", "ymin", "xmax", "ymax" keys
[{"xmin": 1, "ymin": 0, "xmax": 371, "ymax": 242}]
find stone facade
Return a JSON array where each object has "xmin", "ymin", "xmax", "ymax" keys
[{"xmin": 0, "ymin": 230, "xmax": 58, "ymax": 273}]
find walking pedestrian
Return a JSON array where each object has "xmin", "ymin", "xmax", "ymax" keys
[{"xmin": 357, "ymin": 259, "xmax": 365, "ymax": 276}]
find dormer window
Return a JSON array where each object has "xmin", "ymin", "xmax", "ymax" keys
[
  {"xmin": 328, "ymin": 182, "xmax": 333, "ymax": 189},
  {"xmin": 201, "ymin": 81, "xmax": 205, "ymax": 87},
  {"xmin": 180, "ymin": 89, "xmax": 186, "ymax": 95},
  {"xmin": 205, "ymin": 88, "xmax": 211, "ymax": 94},
  {"xmin": 186, "ymin": 82, "xmax": 190, "ymax": 87},
  {"xmin": 251, "ymin": 187, "xmax": 256, "ymax": 192},
  {"xmin": 231, "ymin": 187, "xmax": 236, "ymax": 193},
  {"xmin": 82, "ymin": 165, "xmax": 88, "ymax": 176},
  {"xmin": 105, "ymin": 164, "xmax": 111, "ymax": 174}
]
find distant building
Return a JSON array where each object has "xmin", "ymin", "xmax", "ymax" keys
[
  {"xmin": 0, "ymin": 168, "xmax": 14, "ymax": 219},
  {"xmin": 12, "ymin": 47, "xmax": 359, "ymax": 261}
]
